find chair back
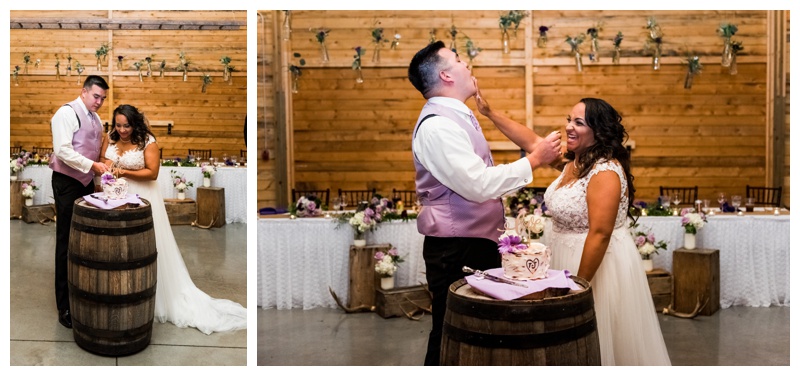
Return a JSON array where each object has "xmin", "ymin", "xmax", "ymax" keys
[
  {"xmin": 32, "ymin": 146, "xmax": 53, "ymax": 156},
  {"xmin": 291, "ymin": 188, "xmax": 330, "ymax": 208},
  {"xmin": 659, "ymin": 186, "xmax": 698, "ymax": 205},
  {"xmin": 746, "ymin": 185, "xmax": 782, "ymax": 208},
  {"xmin": 338, "ymin": 189, "xmax": 377, "ymax": 206},
  {"xmin": 188, "ymin": 149, "xmax": 212, "ymax": 159},
  {"xmin": 11, "ymin": 146, "xmax": 23, "ymax": 156},
  {"xmin": 391, "ymin": 189, "xmax": 417, "ymax": 206}
]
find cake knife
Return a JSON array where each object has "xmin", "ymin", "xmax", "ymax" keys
[{"xmin": 462, "ymin": 266, "xmax": 528, "ymax": 288}]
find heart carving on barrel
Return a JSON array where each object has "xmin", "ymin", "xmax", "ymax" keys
[{"xmin": 526, "ymin": 258, "xmax": 539, "ymax": 275}]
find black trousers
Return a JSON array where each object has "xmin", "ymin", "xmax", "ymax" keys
[
  {"xmin": 422, "ymin": 236, "xmax": 500, "ymax": 366},
  {"xmin": 51, "ymin": 171, "xmax": 94, "ymax": 311}
]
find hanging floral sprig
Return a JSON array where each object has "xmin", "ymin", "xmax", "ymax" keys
[
  {"xmin": 499, "ymin": 10, "xmax": 528, "ymax": 54},
  {"xmin": 352, "ymin": 46, "xmax": 365, "ymax": 84},
  {"xmin": 718, "ymin": 23, "xmax": 738, "ymax": 67},
  {"xmin": 586, "ymin": 23, "xmax": 602, "ymax": 62},
  {"xmin": 391, "ymin": 30, "xmax": 401, "ymax": 50},
  {"xmin": 23, "ymin": 52, "xmax": 31, "ymax": 74},
  {"xmin": 449, "ymin": 24, "xmax": 459, "ymax": 52},
  {"xmin": 220, "ymin": 56, "xmax": 233, "ymax": 81},
  {"xmin": 289, "ymin": 52, "xmax": 305, "ymax": 93},
  {"xmin": 54, "ymin": 54, "xmax": 61, "ymax": 80},
  {"xmin": 728, "ymin": 41, "xmax": 744, "ymax": 75},
  {"xmin": 13, "ymin": 65, "xmax": 20, "ymax": 86},
  {"xmin": 159, "ymin": 59, "xmax": 166, "ymax": 77},
  {"xmin": 145, "ymin": 56, "xmax": 153, "ymax": 77},
  {"xmin": 565, "ymin": 34, "xmax": 586, "ymax": 72},
  {"xmin": 428, "ymin": 29, "xmax": 437, "ymax": 44},
  {"xmin": 34, "ymin": 58, "xmax": 41, "ymax": 69},
  {"xmin": 117, "ymin": 55, "xmax": 124, "ymax": 70},
  {"xmin": 133, "ymin": 60, "xmax": 144, "ymax": 82},
  {"xmin": 66, "ymin": 53, "xmax": 73, "ymax": 77},
  {"xmin": 464, "ymin": 35, "xmax": 482, "ymax": 70},
  {"xmin": 612, "ymin": 31, "xmax": 624, "ymax": 64},
  {"xmin": 645, "ymin": 17, "xmax": 664, "ymax": 70},
  {"xmin": 75, "ymin": 61, "xmax": 84, "ymax": 84},
  {"xmin": 371, "ymin": 21, "xmax": 385, "ymax": 63},
  {"xmin": 537, "ymin": 25, "xmax": 552, "ymax": 48},
  {"xmin": 95, "ymin": 42, "xmax": 110, "ymax": 70},
  {"xmin": 718, "ymin": 23, "xmax": 738, "ymax": 39},
  {"xmin": 201, "ymin": 73, "xmax": 212, "ymax": 93},
  {"xmin": 177, "ymin": 51, "xmax": 190, "ymax": 82},
  {"xmin": 312, "ymin": 28, "xmax": 330, "ymax": 63},
  {"xmin": 683, "ymin": 55, "xmax": 703, "ymax": 89}
]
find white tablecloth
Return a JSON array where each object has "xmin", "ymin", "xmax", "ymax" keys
[
  {"xmin": 258, "ymin": 215, "xmax": 790, "ymax": 310},
  {"xmin": 18, "ymin": 165, "xmax": 247, "ymax": 223}
]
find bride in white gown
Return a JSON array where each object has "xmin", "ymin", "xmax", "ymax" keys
[
  {"xmin": 99, "ymin": 104, "xmax": 246, "ymax": 335},
  {"xmin": 543, "ymin": 98, "xmax": 670, "ymax": 365}
]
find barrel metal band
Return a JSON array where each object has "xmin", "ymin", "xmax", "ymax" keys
[
  {"xmin": 69, "ymin": 283, "xmax": 157, "ymax": 305},
  {"xmin": 71, "ymin": 220, "xmax": 154, "ymax": 236},
  {"xmin": 73, "ymin": 318, "xmax": 154, "ymax": 340},
  {"xmin": 74, "ymin": 203, "xmax": 152, "ymax": 221},
  {"xmin": 442, "ymin": 317, "xmax": 597, "ymax": 349},
  {"xmin": 69, "ymin": 252, "xmax": 157, "ymax": 271},
  {"xmin": 447, "ymin": 292, "xmax": 595, "ymax": 321}
]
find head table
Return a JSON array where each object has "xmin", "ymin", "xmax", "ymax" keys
[
  {"xmin": 258, "ymin": 212, "xmax": 789, "ymax": 310},
  {"xmin": 17, "ymin": 165, "xmax": 247, "ymax": 223}
]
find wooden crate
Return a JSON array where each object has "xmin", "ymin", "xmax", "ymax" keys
[
  {"xmin": 10, "ymin": 179, "xmax": 32, "ymax": 219},
  {"xmin": 673, "ymin": 248, "xmax": 720, "ymax": 316},
  {"xmin": 375, "ymin": 284, "xmax": 432, "ymax": 319},
  {"xmin": 348, "ymin": 243, "xmax": 392, "ymax": 309},
  {"xmin": 196, "ymin": 187, "xmax": 225, "ymax": 228},
  {"xmin": 164, "ymin": 198, "xmax": 196, "ymax": 225},
  {"xmin": 22, "ymin": 203, "xmax": 56, "ymax": 223},
  {"xmin": 646, "ymin": 269, "xmax": 672, "ymax": 312}
]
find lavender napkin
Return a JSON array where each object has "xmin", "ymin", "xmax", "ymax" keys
[
  {"xmin": 83, "ymin": 193, "xmax": 144, "ymax": 210},
  {"xmin": 465, "ymin": 268, "xmax": 582, "ymax": 301}
]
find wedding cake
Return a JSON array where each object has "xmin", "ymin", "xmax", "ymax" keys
[
  {"xmin": 497, "ymin": 212, "xmax": 551, "ymax": 280},
  {"xmin": 101, "ymin": 172, "xmax": 129, "ymax": 200}
]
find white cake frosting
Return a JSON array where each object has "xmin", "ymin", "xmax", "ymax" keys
[
  {"xmin": 102, "ymin": 177, "xmax": 129, "ymax": 200},
  {"xmin": 501, "ymin": 241, "xmax": 551, "ymax": 280}
]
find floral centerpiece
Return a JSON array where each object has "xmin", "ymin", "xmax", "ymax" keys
[
  {"xmin": 683, "ymin": 55, "xmax": 703, "ymax": 89},
  {"xmin": 200, "ymin": 162, "xmax": 216, "ymax": 187},
  {"xmin": 375, "ymin": 247, "xmax": 405, "ymax": 289},
  {"xmin": 170, "ymin": 170, "xmax": 194, "ymax": 200},
  {"xmin": 629, "ymin": 200, "xmax": 673, "ymax": 217},
  {"xmin": 680, "ymin": 208, "xmax": 707, "ymax": 250},
  {"xmin": 645, "ymin": 17, "xmax": 664, "ymax": 70},
  {"xmin": 21, "ymin": 181, "xmax": 39, "ymax": 205},
  {"xmin": 612, "ymin": 31, "xmax": 624, "ymax": 64},
  {"xmin": 352, "ymin": 46, "xmax": 365, "ymax": 84},
  {"xmin": 10, "ymin": 155, "xmax": 26, "ymax": 179},
  {"xmin": 28, "ymin": 151, "xmax": 50, "ymax": 166},
  {"xmin": 565, "ymin": 34, "xmax": 586, "ymax": 72},
  {"xmin": 348, "ymin": 208, "xmax": 379, "ymax": 246},
  {"xmin": 291, "ymin": 195, "xmax": 323, "ymax": 217},
  {"xmin": 498, "ymin": 10, "xmax": 528, "ymax": 54},
  {"xmin": 504, "ymin": 187, "xmax": 548, "ymax": 217},
  {"xmin": 629, "ymin": 222, "xmax": 668, "ymax": 271}
]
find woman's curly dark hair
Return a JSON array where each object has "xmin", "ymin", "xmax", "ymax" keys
[
  {"xmin": 564, "ymin": 98, "xmax": 636, "ymax": 221},
  {"xmin": 109, "ymin": 104, "xmax": 156, "ymax": 150}
]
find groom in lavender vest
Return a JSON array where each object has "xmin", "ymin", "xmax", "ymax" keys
[
  {"xmin": 49, "ymin": 75, "xmax": 110, "ymax": 329},
  {"xmin": 408, "ymin": 41, "xmax": 562, "ymax": 365}
]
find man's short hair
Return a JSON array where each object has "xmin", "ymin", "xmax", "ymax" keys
[
  {"xmin": 83, "ymin": 75, "xmax": 109, "ymax": 91},
  {"xmin": 408, "ymin": 41, "xmax": 446, "ymax": 97}
]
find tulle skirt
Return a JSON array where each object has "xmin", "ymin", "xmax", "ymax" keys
[
  {"xmin": 547, "ymin": 226, "xmax": 671, "ymax": 366},
  {"xmin": 128, "ymin": 179, "xmax": 247, "ymax": 335}
]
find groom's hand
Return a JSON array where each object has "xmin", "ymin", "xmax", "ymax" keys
[
  {"xmin": 527, "ymin": 131, "xmax": 561, "ymax": 169},
  {"xmin": 91, "ymin": 161, "xmax": 109, "ymax": 175}
]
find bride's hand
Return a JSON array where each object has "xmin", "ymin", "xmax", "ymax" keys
[{"xmin": 473, "ymin": 77, "xmax": 492, "ymax": 117}]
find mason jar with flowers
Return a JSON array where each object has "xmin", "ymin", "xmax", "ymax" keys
[
  {"xmin": 200, "ymin": 163, "xmax": 216, "ymax": 187},
  {"xmin": 21, "ymin": 181, "xmax": 39, "ymax": 206},
  {"xmin": 630, "ymin": 223, "xmax": 668, "ymax": 271},
  {"xmin": 292, "ymin": 196, "xmax": 323, "ymax": 217},
  {"xmin": 680, "ymin": 208, "xmax": 707, "ymax": 250},
  {"xmin": 170, "ymin": 170, "xmax": 193, "ymax": 200},
  {"xmin": 374, "ymin": 247, "xmax": 405, "ymax": 290},
  {"xmin": 348, "ymin": 208, "xmax": 378, "ymax": 246}
]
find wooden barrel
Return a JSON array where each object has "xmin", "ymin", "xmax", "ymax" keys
[
  {"xmin": 441, "ymin": 276, "xmax": 600, "ymax": 366},
  {"xmin": 68, "ymin": 198, "xmax": 157, "ymax": 356}
]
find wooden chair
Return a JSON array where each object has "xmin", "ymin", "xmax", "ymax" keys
[
  {"xmin": 291, "ymin": 188, "xmax": 330, "ymax": 208},
  {"xmin": 240, "ymin": 149, "xmax": 247, "ymax": 158},
  {"xmin": 392, "ymin": 189, "xmax": 417, "ymax": 205},
  {"xmin": 11, "ymin": 146, "xmax": 23, "ymax": 156},
  {"xmin": 659, "ymin": 186, "xmax": 698, "ymax": 205},
  {"xmin": 338, "ymin": 188, "xmax": 377, "ymax": 206},
  {"xmin": 746, "ymin": 185, "xmax": 782, "ymax": 208},
  {"xmin": 188, "ymin": 149, "xmax": 211, "ymax": 159},
  {"xmin": 32, "ymin": 146, "xmax": 53, "ymax": 156}
]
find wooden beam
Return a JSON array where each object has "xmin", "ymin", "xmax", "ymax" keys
[
  {"xmin": 766, "ymin": 10, "xmax": 787, "ymax": 188},
  {"xmin": 10, "ymin": 17, "xmax": 244, "ymax": 30}
]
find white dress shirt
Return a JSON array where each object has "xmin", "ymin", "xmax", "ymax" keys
[
  {"xmin": 412, "ymin": 97, "xmax": 533, "ymax": 203},
  {"xmin": 51, "ymin": 97, "xmax": 98, "ymax": 175}
]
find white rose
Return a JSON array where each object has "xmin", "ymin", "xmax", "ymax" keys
[
  {"xmin": 176, "ymin": 182, "xmax": 187, "ymax": 191},
  {"xmin": 638, "ymin": 242, "xmax": 656, "ymax": 256}
]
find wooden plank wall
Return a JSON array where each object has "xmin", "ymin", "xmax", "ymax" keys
[
  {"xmin": 261, "ymin": 10, "xmax": 789, "ymax": 209},
  {"xmin": 257, "ymin": 11, "xmax": 279, "ymax": 208},
  {"xmin": 10, "ymin": 10, "xmax": 246, "ymax": 162}
]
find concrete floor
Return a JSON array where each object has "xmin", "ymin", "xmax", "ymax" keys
[
  {"xmin": 8, "ymin": 219, "xmax": 247, "ymax": 366},
  {"xmin": 258, "ymin": 301, "xmax": 790, "ymax": 366}
]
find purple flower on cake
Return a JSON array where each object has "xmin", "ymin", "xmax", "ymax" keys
[
  {"xmin": 101, "ymin": 172, "xmax": 116, "ymax": 186},
  {"xmin": 498, "ymin": 234, "xmax": 528, "ymax": 255}
]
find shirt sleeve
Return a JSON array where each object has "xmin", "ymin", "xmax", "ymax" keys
[
  {"xmin": 412, "ymin": 116, "xmax": 533, "ymax": 203},
  {"xmin": 51, "ymin": 106, "xmax": 94, "ymax": 174}
]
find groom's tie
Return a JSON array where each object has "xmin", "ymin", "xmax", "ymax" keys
[{"xmin": 468, "ymin": 110, "xmax": 481, "ymax": 132}]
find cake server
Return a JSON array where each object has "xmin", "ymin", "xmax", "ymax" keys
[{"xmin": 462, "ymin": 266, "xmax": 528, "ymax": 288}]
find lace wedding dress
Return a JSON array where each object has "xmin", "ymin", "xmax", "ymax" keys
[
  {"xmin": 105, "ymin": 136, "xmax": 247, "ymax": 335},
  {"xmin": 544, "ymin": 160, "xmax": 670, "ymax": 366}
]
